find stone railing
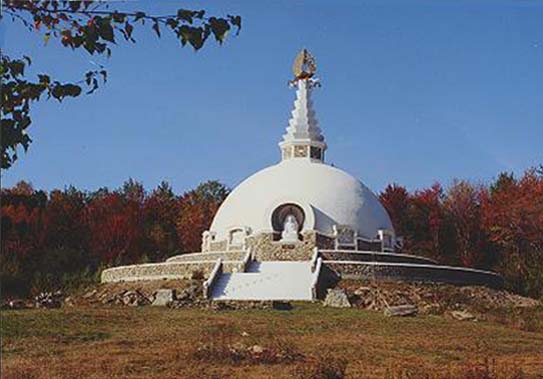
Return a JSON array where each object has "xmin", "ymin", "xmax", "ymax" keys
[
  {"xmin": 324, "ymin": 261, "xmax": 504, "ymax": 288},
  {"xmin": 319, "ymin": 250, "xmax": 437, "ymax": 265},
  {"xmin": 166, "ymin": 250, "xmax": 245, "ymax": 263},
  {"xmin": 203, "ymin": 258, "xmax": 223, "ymax": 299},
  {"xmin": 101, "ymin": 261, "xmax": 212, "ymax": 283},
  {"xmin": 101, "ymin": 260, "xmax": 241, "ymax": 284},
  {"xmin": 310, "ymin": 257, "xmax": 323, "ymax": 300}
]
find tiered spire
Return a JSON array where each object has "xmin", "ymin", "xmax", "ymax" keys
[{"xmin": 279, "ymin": 49, "xmax": 327, "ymax": 162}]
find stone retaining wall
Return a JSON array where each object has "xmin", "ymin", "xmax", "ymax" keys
[
  {"xmin": 101, "ymin": 261, "xmax": 241, "ymax": 283},
  {"xmin": 324, "ymin": 261, "xmax": 504, "ymax": 288},
  {"xmin": 320, "ymin": 250, "xmax": 437, "ymax": 265},
  {"xmin": 209, "ymin": 240, "xmax": 227, "ymax": 251},
  {"xmin": 316, "ymin": 233, "xmax": 335, "ymax": 250},
  {"xmin": 166, "ymin": 251, "xmax": 245, "ymax": 263},
  {"xmin": 246, "ymin": 232, "xmax": 316, "ymax": 261},
  {"xmin": 245, "ymin": 231, "xmax": 340, "ymax": 261}
]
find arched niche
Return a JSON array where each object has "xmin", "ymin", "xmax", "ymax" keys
[{"xmin": 271, "ymin": 203, "xmax": 305, "ymax": 233}]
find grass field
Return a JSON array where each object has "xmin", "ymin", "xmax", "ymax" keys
[{"xmin": 2, "ymin": 304, "xmax": 543, "ymax": 379}]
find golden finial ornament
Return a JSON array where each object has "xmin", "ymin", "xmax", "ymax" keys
[
  {"xmin": 292, "ymin": 49, "xmax": 316, "ymax": 79},
  {"xmin": 289, "ymin": 48, "xmax": 320, "ymax": 87}
]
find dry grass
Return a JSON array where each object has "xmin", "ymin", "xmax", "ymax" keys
[
  {"xmin": 385, "ymin": 357, "xmax": 527, "ymax": 379},
  {"xmin": 2, "ymin": 303, "xmax": 543, "ymax": 379}
]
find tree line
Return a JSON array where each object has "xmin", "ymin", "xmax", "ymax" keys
[
  {"xmin": 380, "ymin": 168, "xmax": 543, "ymax": 300},
  {"xmin": 1, "ymin": 179, "xmax": 228, "ymax": 297},
  {"xmin": 1, "ymin": 167, "xmax": 542, "ymax": 300}
]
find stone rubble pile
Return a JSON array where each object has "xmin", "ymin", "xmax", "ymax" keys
[
  {"xmin": 77, "ymin": 279, "xmax": 204, "ymax": 307},
  {"xmin": 81, "ymin": 287, "xmax": 151, "ymax": 306},
  {"xmin": 78, "ymin": 281, "xmax": 296, "ymax": 310},
  {"xmin": 152, "ymin": 289, "xmax": 175, "ymax": 306},
  {"xmin": 34, "ymin": 291, "xmax": 63, "ymax": 309},
  {"xmin": 450, "ymin": 310, "xmax": 476, "ymax": 321},
  {"xmin": 2, "ymin": 291, "xmax": 64, "ymax": 310},
  {"xmin": 323, "ymin": 289, "xmax": 351, "ymax": 308},
  {"xmin": 4, "ymin": 277, "xmax": 539, "ymax": 319},
  {"xmin": 384, "ymin": 304, "xmax": 418, "ymax": 317},
  {"xmin": 340, "ymin": 281, "xmax": 540, "ymax": 316}
]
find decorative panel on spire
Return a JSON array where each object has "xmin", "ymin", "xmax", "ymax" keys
[{"xmin": 279, "ymin": 49, "xmax": 327, "ymax": 163}]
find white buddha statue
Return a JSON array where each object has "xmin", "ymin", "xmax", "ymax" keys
[{"xmin": 281, "ymin": 214, "xmax": 299, "ymax": 242}]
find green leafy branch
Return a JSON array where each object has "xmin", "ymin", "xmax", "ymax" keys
[
  {"xmin": 1, "ymin": 55, "xmax": 107, "ymax": 169},
  {"xmin": 1, "ymin": 1, "xmax": 242, "ymax": 169},
  {"xmin": 4, "ymin": 1, "xmax": 242, "ymax": 54}
]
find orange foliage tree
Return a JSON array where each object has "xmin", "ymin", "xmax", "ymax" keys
[
  {"xmin": 442, "ymin": 180, "xmax": 487, "ymax": 267},
  {"xmin": 481, "ymin": 169, "xmax": 543, "ymax": 297},
  {"xmin": 143, "ymin": 181, "xmax": 180, "ymax": 262},
  {"xmin": 175, "ymin": 181, "xmax": 230, "ymax": 253}
]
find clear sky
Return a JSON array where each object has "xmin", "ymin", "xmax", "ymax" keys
[{"xmin": 2, "ymin": 0, "xmax": 542, "ymax": 194}]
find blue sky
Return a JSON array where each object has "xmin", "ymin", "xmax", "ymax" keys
[{"xmin": 2, "ymin": 0, "xmax": 542, "ymax": 194}]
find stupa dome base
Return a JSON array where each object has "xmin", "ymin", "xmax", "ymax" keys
[{"xmin": 101, "ymin": 246, "xmax": 503, "ymax": 299}]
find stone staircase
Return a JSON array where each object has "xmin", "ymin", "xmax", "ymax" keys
[{"xmin": 210, "ymin": 261, "xmax": 314, "ymax": 301}]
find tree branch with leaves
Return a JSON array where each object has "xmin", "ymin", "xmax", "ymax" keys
[{"xmin": 1, "ymin": 0, "xmax": 241, "ymax": 169}]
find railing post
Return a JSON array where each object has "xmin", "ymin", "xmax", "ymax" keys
[
  {"xmin": 241, "ymin": 247, "xmax": 252, "ymax": 272},
  {"xmin": 203, "ymin": 258, "xmax": 223, "ymax": 299},
  {"xmin": 310, "ymin": 247, "xmax": 319, "ymax": 272},
  {"xmin": 311, "ymin": 257, "xmax": 323, "ymax": 300}
]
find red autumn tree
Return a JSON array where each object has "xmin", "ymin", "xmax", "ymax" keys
[
  {"xmin": 482, "ymin": 169, "xmax": 543, "ymax": 297},
  {"xmin": 1, "ymin": 182, "xmax": 48, "ymax": 259},
  {"xmin": 443, "ymin": 180, "xmax": 486, "ymax": 267},
  {"xmin": 143, "ymin": 181, "xmax": 180, "ymax": 261},
  {"xmin": 402, "ymin": 183, "xmax": 445, "ymax": 261},
  {"xmin": 1, "ymin": 182, "xmax": 48, "ymax": 296},
  {"xmin": 176, "ymin": 180, "xmax": 229, "ymax": 253},
  {"xmin": 380, "ymin": 183, "xmax": 410, "ymax": 238},
  {"xmin": 42, "ymin": 187, "xmax": 88, "ymax": 251},
  {"xmin": 85, "ymin": 182, "xmax": 144, "ymax": 265}
]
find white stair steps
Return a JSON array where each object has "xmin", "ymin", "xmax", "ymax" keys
[{"xmin": 211, "ymin": 261, "xmax": 313, "ymax": 301}]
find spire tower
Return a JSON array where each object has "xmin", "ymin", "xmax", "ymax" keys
[{"xmin": 279, "ymin": 49, "xmax": 327, "ymax": 162}]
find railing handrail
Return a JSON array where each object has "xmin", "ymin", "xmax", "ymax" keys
[
  {"xmin": 203, "ymin": 257, "xmax": 223, "ymax": 299},
  {"xmin": 310, "ymin": 257, "xmax": 323, "ymax": 300},
  {"xmin": 166, "ymin": 250, "xmax": 245, "ymax": 262},
  {"xmin": 241, "ymin": 248, "xmax": 253, "ymax": 272},
  {"xmin": 310, "ymin": 247, "xmax": 319, "ymax": 272},
  {"xmin": 318, "ymin": 250, "xmax": 438, "ymax": 264},
  {"xmin": 324, "ymin": 260, "xmax": 503, "ymax": 276}
]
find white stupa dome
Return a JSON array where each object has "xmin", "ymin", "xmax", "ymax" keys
[
  {"xmin": 210, "ymin": 158, "xmax": 393, "ymax": 240},
  {"xmin": 209, "ymin": 49, "xmax": 393, "ymax": 244}
]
